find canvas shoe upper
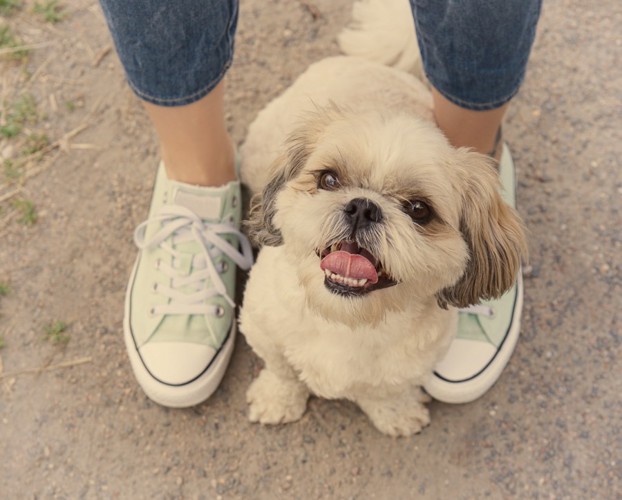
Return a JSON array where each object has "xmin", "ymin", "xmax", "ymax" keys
[
  {"xmin": 124, "ymin": 163, "xmax": 253, "ymax": 407},
  {"xmin": 424, "ymin": 144, "xmax": 524, "ymax": 404}
]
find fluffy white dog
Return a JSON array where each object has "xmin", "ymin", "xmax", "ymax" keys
[{"xmin": 238, "ymin": 0, "xmax": 527, "ymax": 436}]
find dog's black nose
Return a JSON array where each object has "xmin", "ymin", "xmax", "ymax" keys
[{"xmin": 344, "ymin": 198, "xmax": 383, "ymax": 230}]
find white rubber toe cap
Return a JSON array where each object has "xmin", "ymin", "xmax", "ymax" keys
[
  {"xmin": 434, "ymin": 339, "xmax": 497, "ymax": 381},
  {"xmin": 139, "ymin": 342, "xmax": 217, "ymax": 385}
]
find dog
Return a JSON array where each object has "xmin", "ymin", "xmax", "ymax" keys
[{"xmin": 238, "ymin": 0, "xmax": 527, "ymax": 436}]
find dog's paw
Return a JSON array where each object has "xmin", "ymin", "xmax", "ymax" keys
[
  {"xmin": 357, "ymin": 391, "xmax": 431, "ymax": 437},
  {"xmin": 246, "ymin": 369, "xmax": 309, "ymax": 425}
]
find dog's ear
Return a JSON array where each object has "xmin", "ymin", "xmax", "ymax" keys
[
  {"xmin": 245, "ymin": 130, "xmax": 317, "ymax": 247},
  {"xmin": 245, "ymin": 105, "xmax": 344, "ymax": 247},
  {"xmin": 436, "ymin": 150, "xmax": 528, "ymax": 309},
  {"xmin": 245, "ymin": 131, "xmax": 312, "ymax": 247},
  {"xmin": 245, "ymin": 158, "xmax": 289, "ymax": 247}
]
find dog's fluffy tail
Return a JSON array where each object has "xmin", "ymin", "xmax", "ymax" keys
[{"xmin": 338, "ymin": 0, "xmax": 425, "ymax": 79}]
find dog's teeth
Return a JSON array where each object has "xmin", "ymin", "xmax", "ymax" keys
[
  {"xmin": 325, "ymin": 272, "xmax": 369, "ymax": 288},
  {"xmin": 324, "ymin": 271, "xmax": 370, "ymax": 287}
]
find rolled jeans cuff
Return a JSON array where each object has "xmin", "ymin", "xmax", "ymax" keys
[
  {"xmin": 410, "ymin": 0, "xmax": 542, "ymax": 111},
  {"xmin": 99, "ymin": 0, "xmax": 238, "ymax": 107}
]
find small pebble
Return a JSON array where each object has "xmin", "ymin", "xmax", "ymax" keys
[{"xmin": 1, "ymin": 144, "xmax": 14, "ymax": 159}]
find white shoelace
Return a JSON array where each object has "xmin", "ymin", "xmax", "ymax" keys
[
  {"xmin": 134, "ymin": 205, "xmax": 253, "ymax": 318},
  {"xmin": 459, "ymin": 304, "xmax": 495, "ymax": 318}
]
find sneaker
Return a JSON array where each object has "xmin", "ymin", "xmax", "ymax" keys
[
  {"xmin": 123, "ymin": 162, "xmax": 253, "ymax": 408},
  {"xmin": 424, "ymin": 144, "xmax": 523, "ymax": 404}
]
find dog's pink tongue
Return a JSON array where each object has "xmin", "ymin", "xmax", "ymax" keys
[{"xmin": 320, "ymin": 251, "xmax": 379, "ymax": 284}]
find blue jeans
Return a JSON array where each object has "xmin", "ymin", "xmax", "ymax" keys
[
  {"xmin": 99, "ymin": 0, "xmax": 238, "ymax": 106},
  {"xmin": 410, "ymin": 0, "xmax": 542, "ymax": 110},
  {"xmin": 99, "ymin": 0, "xmax": 541, "ymax": 110}
]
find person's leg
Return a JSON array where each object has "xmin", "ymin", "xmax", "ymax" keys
[
  {"xmin": 99, "ymin": 0, "xmax": 252, "ymax": 407},
  {"xmin": 99, "ymin": 0, "xmax": 238, "ymax": 186},
  {"xmin": 431, "ymin": 89, "xmax": 507, "ymax": 160},
  {"xmin": 410, "ymin": 0, "xmax": 542, "ymax": 403},
  {"xmin": 411, "ymin": 0, "xmax": 541, "ymax": 159},
  {"xmin": 143, "ymin": 81, "xmax": 236, "ymax": 187}
]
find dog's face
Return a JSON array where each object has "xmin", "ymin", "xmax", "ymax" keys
[{"xmin": 248, "ymin": 106, "xmax": 527, "ymax": 325}]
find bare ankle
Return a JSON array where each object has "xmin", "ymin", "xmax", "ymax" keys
[
  {"xmin": 143, "ymin": 80, "xmax": 236, "ymax": 188},
  {"xmin": 431, "ymin": 87, "xmax": 507, "ymax": 162},
  {"xmin": 162, "ymin": 137, "xmax": 236, "ymax": 187}
]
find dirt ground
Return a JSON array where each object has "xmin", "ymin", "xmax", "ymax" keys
[{"xmin": 1, "ymin": 0, "xmax": 620, "ymax": 498}]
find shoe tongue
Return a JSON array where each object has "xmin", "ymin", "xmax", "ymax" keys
[
  {"xmin": 320, "ymin": 251, "xmax": 379, "ymax": 284},
  {"xmin": 157, "ymin": 182, "xmax": 227, "ymax": 348},
  {"xmin": 166, "ymin": 181, "xmax": 240, "ymax": 276},
  {"xmin": 171, "ymin": 182, "xmax": 228, "ymax": 221}
]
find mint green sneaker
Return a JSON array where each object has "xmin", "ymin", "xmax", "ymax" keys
[
  {"xmin": 424, "ymin": 144, "xmax": 523, "ymax": 404},
  {"xmin": 123, "ymin": 163, "xmax": 253, "ymax": 408}
]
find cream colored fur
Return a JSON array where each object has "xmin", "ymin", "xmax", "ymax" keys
[
  {"xmin": 337, "ymin": 0, "xmax": 425, "ymax": 80},
  {"xmin": 238, "ymin": 1, "xmax": 526, "ymax": 437}
]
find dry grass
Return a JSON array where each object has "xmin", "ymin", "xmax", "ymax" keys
[
  {"xmin": 0, "ymin": 1, "xmax": 105, "ymax": 233},
  {"xmin": 0, "ymin": 356, "xmax": 93, "ymax": 379}
]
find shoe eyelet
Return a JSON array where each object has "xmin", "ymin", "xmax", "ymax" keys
[
  {"xmin": 219, "ymin": 261, "xmax": 229, "ymax": 273},
  {"xmin": 214, "ymin": 306, "xmax": 225, "ymax": 318},
  {"xmin": 231, "ymin": 195, "xmax": 238, "ymax": 208},
  {"xmin": 152, "ymin": 282, "xmax": 158, "ymax": 292},
  {"xmin": 155, "ymin": 258, "xmax": 161, "ymax": 270},
  {"xmin": 149, "ymin": 307, "xmax": 156, "ymax": 317}
]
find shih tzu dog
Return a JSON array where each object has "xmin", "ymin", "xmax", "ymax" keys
[{"xmin": 238, "ymin": 0, "xmax": 527, "ymax": 436}]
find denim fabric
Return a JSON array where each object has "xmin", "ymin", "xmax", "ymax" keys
[
  {"xmin": 410, "ymin": 0, "xmax": 542, "ymax": 110},
  {"xmin": 100, "ymin": 0, "xmax": 540, "ymax": 110},
  {"xmin": 99, "ymin": 0, "xmax": 238, "ymax": 106}
]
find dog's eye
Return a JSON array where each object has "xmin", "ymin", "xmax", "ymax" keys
[
  {"xmin": 405, "ymin": 199, "xmax": 433, "ymax": 224},
  {"xmin": 318, "ymin": 171, "xmax": 340, "ymax": 191}
]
